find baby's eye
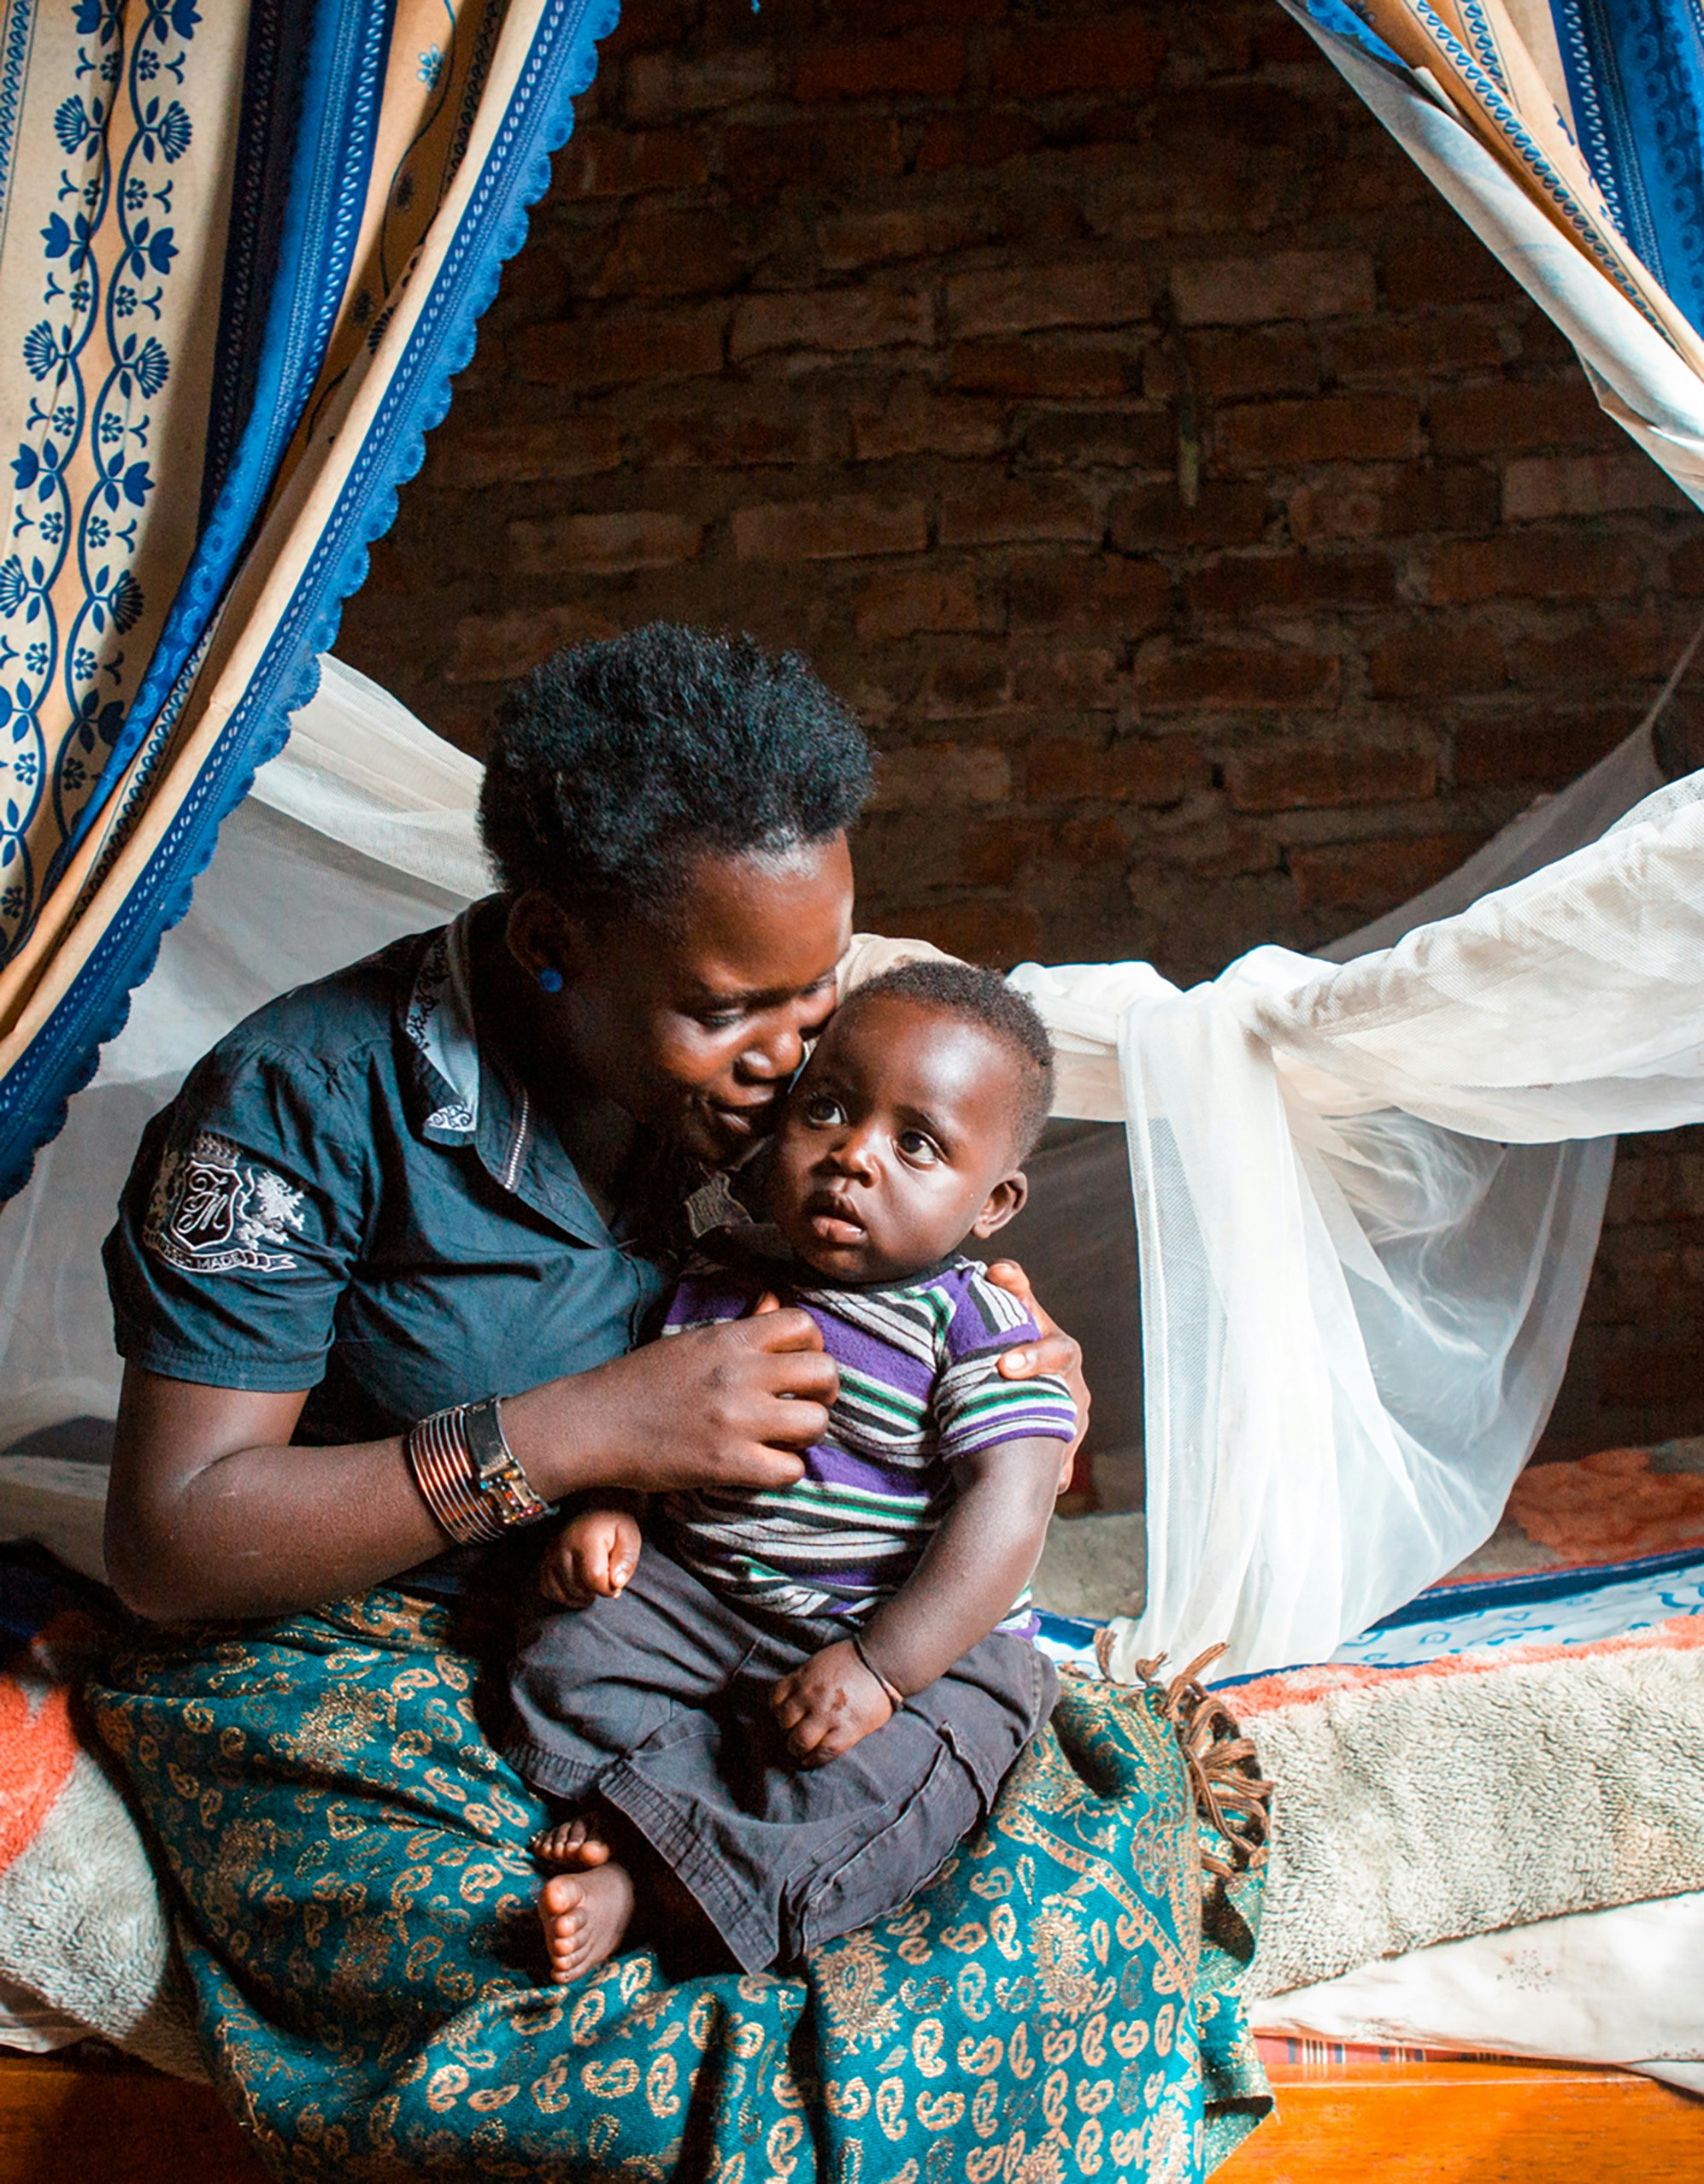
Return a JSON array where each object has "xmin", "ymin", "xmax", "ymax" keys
[
  {"xmin": 696, "ymin": 1007, "xmax": 744, "ymax": 1031},
  {"xmin": 896, "ymin": 1130, "xmax": 941, "ymax": 1165},
  {"xmin": 804, "ymin": 1092, "xmax": 844, "ymax": 1126}
]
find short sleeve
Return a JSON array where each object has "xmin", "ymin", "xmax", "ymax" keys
[
  {"xmin": 103, "ymin": 1036, "xmax": 371, "ymax": 1392},
  {"xmin": 663, "ymin": 1265, "xmax": 767, "ymax": 1342},
  {"xmin": 933, "ymin": 1270, "xmax": 1078, "ymax": 1460}
]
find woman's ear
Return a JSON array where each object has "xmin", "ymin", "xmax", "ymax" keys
[
  {"xmin": 506, "ymin": 890, "xmax": 587, "ymax": 989},
  {"xmin": 971, "ymin": 1171, "xmax": 1029, "ymax": 1239}
]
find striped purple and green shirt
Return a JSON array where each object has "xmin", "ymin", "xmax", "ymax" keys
[{"xmin": 660, "ymin": 1240, "xmax": 1078, "ymax": 1640}]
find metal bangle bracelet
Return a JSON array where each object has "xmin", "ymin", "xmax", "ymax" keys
[
  {"xmin": 405, "ymin": 1399, "xmax": 553, "ymax": 1545},
  {"xmin": 405, "ymin": 1406, "xmax": 506, "ymax": 1547}
]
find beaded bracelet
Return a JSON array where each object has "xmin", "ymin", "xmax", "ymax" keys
[{"xmin": 405, "ymin": 1396, "xmax": 553, "ymax": 1546}]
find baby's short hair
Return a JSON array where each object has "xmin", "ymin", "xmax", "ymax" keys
[{"xmin": 842, "ymin": 960, "xmax": 1055, "ymax": 1158}]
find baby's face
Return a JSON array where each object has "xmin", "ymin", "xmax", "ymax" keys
[{"xmin": 767, "ymin": 993, "xmax": 1028, "ymax": 1283}]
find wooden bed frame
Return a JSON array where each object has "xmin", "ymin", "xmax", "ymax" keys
[
  {"xmin": 1223, "ymin": 2053, "xmax": 1704, "ymax": 2182},
  {"xmin": 3, "ymin": 2048, "xmax": 1701, "ymax": 2182}
]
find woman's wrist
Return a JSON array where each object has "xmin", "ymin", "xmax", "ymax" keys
[{"xmin": 490, "ymin": 1371, "xmax": 606, "ymax": 1502}]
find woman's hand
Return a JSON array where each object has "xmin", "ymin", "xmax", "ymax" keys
[
  {"xmin": 505, "ymin": 1311, "xmax": 837, "ymax": 1500},
  {"xmin": 984, "ymin": 1259, "xmax": 1090, "ymax": 1489}
]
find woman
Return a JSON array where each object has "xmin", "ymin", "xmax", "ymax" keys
[{"xmin": 90, "ymin": 626, "xmax": 1196, "ymax": 2178}]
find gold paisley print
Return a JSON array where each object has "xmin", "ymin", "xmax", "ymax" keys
[{"xmin": 88, "ymin": 1591, "xmax": 1269, "ymax": 2181}]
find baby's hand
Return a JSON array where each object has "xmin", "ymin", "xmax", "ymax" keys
[
  {"xmin": 538, "ymin": 1510, "xmax": 642, "ymax": 1609},
  {"xmin": 770, "ymin": 1640, "xmax": 894, "ymax": 1767}
]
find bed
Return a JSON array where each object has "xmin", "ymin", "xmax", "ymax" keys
[
  {"xmin": 8, "ymin": 2046, "xmax": 1703, "ymax": 2184},
  {"xmin": 3, "ymin": 1438, "xmax": 1701, "ymax": 2178}
]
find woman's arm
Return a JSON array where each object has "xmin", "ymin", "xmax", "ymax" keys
[
  {"xmin": 107, "ymin": 1311, "xmax": 837, "ymax": 1623},
  {"xmin": 106, "ymin": 1374, "xmax": 434, "ymax": 1621}
]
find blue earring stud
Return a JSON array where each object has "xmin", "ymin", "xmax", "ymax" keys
[{"xmin": 537, "ymin": 966, "xmax": 563, "ymax": 995}]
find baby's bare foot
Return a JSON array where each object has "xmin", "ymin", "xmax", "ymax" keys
[
  {"xmin": 540, "ymin": 1863, "xmax": 636, "ymax": 1983},
  {"xmin": 534, "ymin": 1813, "xmax": 612, "ymax": 1870}
]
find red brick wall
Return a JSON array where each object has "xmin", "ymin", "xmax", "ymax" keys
[{"xmin": 335, "ymin": 0, "xmax": 1704, "ymax": 1456}]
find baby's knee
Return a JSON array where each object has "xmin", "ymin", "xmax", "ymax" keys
[{"xmin": 784, "ymin": 1738, "xmax": 984, "ymax": 1963}]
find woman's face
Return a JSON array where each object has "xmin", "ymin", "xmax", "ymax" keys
[{"xmin": 520, "ymin": 834, "xmax": 855, "ymax": 1169}]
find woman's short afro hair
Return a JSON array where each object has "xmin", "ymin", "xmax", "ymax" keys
[
  {"xmin": 840, "ymin": 959, "xmax": 1056, "ymax": 1159},
  {"xmin": 479, "ymin": 623, "xmax": 874, "ymax": 923}
]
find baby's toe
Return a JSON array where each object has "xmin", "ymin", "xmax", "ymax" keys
[
  {"xmin": 538, "ymin": 1862, "xmax": 635, "ymax": 1983},
  {"xmin": 536, "ymin": 1816, "xmax": 603, "ymax": 1868},
  {"xmin": 543, "ymin": 1871, "xmax": 585, "ymax": 1916},
  {"xmin": 540, "ymin": 1876, "xmax": 586, "ymax": 1977}
]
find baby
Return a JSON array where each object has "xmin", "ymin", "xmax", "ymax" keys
[{"xmin": 503, "ymin": 960, "xmax": 1076, "ymax": 1981}]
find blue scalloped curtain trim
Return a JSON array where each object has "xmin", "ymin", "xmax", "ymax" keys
[
  {"xmin": 0, "ymin": 0, "xmax": 620, "ymax": 1201},
  {"xmin": 1285, "ymin": 0, "xmax": 1405, "ymax": 71},
  {"xmin": 1552, "ymin": 0, "xmax": 1704, "ymax": 339},
  {"xmin": 199, "ymin": 0, "xmax": 348, "ymax": 521},
  {"xmin": 48, "ymin": 0, "xmax": 394, "ymax": 893},
  {"xmin": 0, "ymin": 3, "xmax": 38, "ymax": 217}
]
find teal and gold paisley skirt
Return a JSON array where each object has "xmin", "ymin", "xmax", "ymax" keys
[{"xmin": 88, "ymin": 1588, "xmax": 1269, "ymax": 2182}]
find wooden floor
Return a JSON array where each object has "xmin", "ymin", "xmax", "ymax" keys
[{"xmin": 2, "ymin": 2047, "xmax": 1701, "ymax": 2181}]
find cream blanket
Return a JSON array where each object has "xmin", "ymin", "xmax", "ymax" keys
[{"xmin": 1240, "ymin": 1619, "xmax": 1704, "ymax": 1997}]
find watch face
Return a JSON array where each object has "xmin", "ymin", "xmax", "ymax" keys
[{"xmin": 461, "ymin": 1398, "xmax": 547, "ymax": 1514}]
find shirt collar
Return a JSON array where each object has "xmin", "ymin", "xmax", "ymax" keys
[
  {"xmin": 400, "ymin": 906, "xmax": 616, "ymax": 1248},
  {"xmin": 404, "ymin": 909, "xmax": 483, "ymax": 1144}
]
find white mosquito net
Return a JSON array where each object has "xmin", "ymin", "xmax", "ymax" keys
[
  {"xmin": 0, "ymin": 654, "xmax": 1696, "ymax": 1677},
  {"xmin": 0, "ymin": 662, "xmax": 485, "ymax": 1448}
]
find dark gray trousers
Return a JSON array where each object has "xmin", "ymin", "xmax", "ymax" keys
[{"xmin": 504, "ymin": 1549, "xmax": 1056, "ymax": 1972}]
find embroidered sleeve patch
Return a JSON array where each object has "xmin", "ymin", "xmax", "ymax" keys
[{"xmin": 143, "ymin": 1131, "xmax": 308, "ymax": 1275}]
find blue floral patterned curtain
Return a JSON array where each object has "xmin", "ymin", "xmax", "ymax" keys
[
  {"xmin": 1286, "ymin": 6, "xmax": 1704, "ymax": 372},
  {"xmin": 0, "ymin": 0, "xmax": 614, "ymax": 1195},
  {"xmin": 1284, "ymin": 4, "xmax": 1704, "ymax": 510},
  {"xmin": 1551, "ymin": 3, "xmax": 1704, "ymax": 340}
]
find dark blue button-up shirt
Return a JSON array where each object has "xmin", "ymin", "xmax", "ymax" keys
[{"xmin": 104, "ymin": 905, "xmax": 679, "ymax": 1592}]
